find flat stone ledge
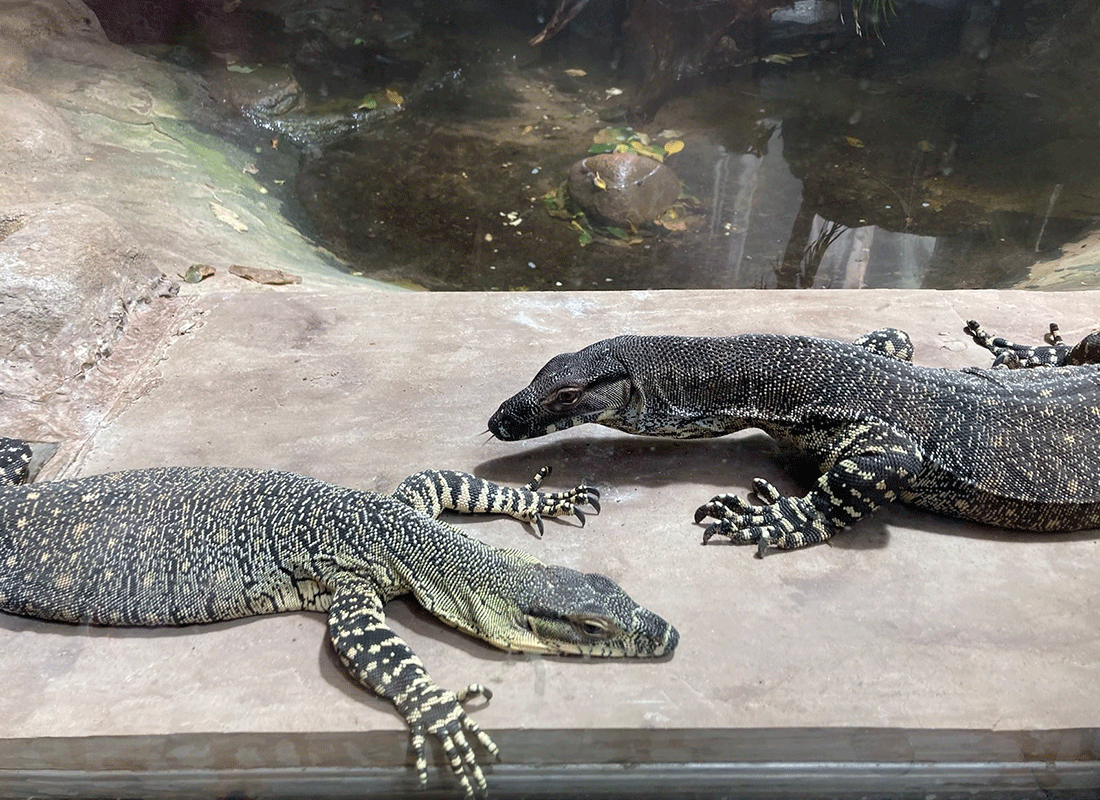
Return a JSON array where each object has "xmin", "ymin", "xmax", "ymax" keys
[
  {"xmin": 0, "ymin": 728, "xmax": 1097, "ymax": 799},
  {"xmin": 4, "ymin": 288, "xmax": 1100, "ymax": 797}
]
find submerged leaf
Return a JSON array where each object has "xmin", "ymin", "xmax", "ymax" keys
[
  {"xmin": 629, "ymin": 141, "xmax": 665, "ymax": 161},
  {"xmin": 592, "ymin": 127, "xmax": 634, "ymax": 145},
  {"xmin": 358, "ymin": 94, "xmax": 378, "ymax": 110},
  {"xmin": 844, "ymin": 135, "xmax": 865, "ymax": 148},
  {"xmin": 385, "ymin": 88, "xmax": 404, "ymax": 106},
  {"xmin": 570, "ymin": 220, "xmax": 594, "ymax": 246},
  {"xmin": 917, "ymin": 139, "xmax": 935, "ymax": 152},
  {"xmin": 663, "ymin": 139, "xmax": 685, "ymax": 155}
]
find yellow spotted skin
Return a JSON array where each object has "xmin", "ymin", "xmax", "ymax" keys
[
  {"xmin": 489, "ymin": 326, "xmax": 1100, "ymax": 557},
  {"xmin": 0, "ymin": 444, "xmax": 677, "ymax": 797}
]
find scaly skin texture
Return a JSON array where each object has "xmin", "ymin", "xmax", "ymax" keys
[
  {"xmin": 488, "ymin": 326, "xmax": 1100, "ymax": 557},
  {"xmin": 0, "ymin": 441, "xmax": 677, "ymax": 796}
]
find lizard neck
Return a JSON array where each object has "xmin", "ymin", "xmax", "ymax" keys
[
  {"xmin": 319, "ymin": 499, "xmax": 539, "ymax": 646},
  {"xmin": 608, "ymin": 334, "xmax": 811, "ymax": 437}
]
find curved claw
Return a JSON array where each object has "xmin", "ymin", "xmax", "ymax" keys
[
  {"xmin": 701, "ymin": 521, "xmax": 723, "ymax": 544},
  {"xmin": 755, "ymin": 532, "xmax": 771, "ymax": 558},
  {"xmin": 533, "ymin": 513, "xmax": 545, "ymax": 538},
  {"xmin": 573, "ymin": 506, "xmax": 587, "ymax": 527},
  {"xmin": 693, "ymin": 504, "xmax": 709, "ymax": 524},
  {"xmin": 586, "ymin": 493, "xmax": 601, "ymax": 514}
]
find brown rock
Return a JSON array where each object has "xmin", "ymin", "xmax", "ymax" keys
[{"xmin": 567, "ymin": 152, "xmax": 681, "ymax": 228}]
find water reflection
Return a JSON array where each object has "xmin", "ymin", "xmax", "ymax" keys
[{"xmin": 275, "ymin": 0, "xmax": 1100, "ymax": 290}]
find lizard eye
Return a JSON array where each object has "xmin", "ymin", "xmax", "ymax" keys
[
  {"xmin": 551, "ymin": 387, "xmax": 582, "ymax": 407},
  {"xmin": 575, "ymin": 617, "xmax": 615, "ymax": 639}
]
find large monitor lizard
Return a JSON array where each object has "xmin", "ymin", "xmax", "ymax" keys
[
  {"xmin": 0, "ymin": 438, "xmax": 677, "ymax": 796},
  {"xmin": 488, "ymin": 323, "xmax": 1100, "ymax": 557}
]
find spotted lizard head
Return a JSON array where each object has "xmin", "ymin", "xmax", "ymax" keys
[
  {"xmin": 488, "ymin": 337, "xmax": 640, "ymax": 441},
  {"xmin": 487, "ymin": 560, "xmax": 678, "ymax": 657}
]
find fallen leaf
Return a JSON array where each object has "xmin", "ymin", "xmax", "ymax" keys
[
  {"xmin": 209, "ymin": 202, "xmax": 248, "ymax": 232},
  {"xmin": 564, "ymin": 68, "xmax": 587, "ymax": 76},
  {"xmin": 629, "ymin": 142, "xmax": 665, "ymax": 161},
  {"xmin": 358, "ymin": 95, "xmax": 378, "ymax": 110},
  {"xmin": 917, "ymin": 139, "xmax": 935, "ymax": 152},
  {"xmin": 593, "ymin": 127, "xmax": 632, "ymax": 145},
  {"xmin": 656, "ymin": 208, "xmax": 687, "ymax": 231},
  {"xmin": 570, "ymin": 220, "xmax": 594, "ymax": 246},
  {"xmin": 664, "ymin": 139, "xmax": 685, "ymax": 155},
  {"xmin": 385, "ymin": 88, "xmax": 404, "ymax": 106},
  {"xmin": 844, "ymin": 135, "xmax": 865, "ymax": 148},
  {"xmin": 226, "ymin": 64, "xmax": 254, "ymax": 73},
  {"xmin": 229, "ymin": 264, "xmax": 302, "ymax": 285}
]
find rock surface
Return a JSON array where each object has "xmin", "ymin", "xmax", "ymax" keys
[
  {"xmin": 0, "ymin": 0, "xmax": 390, "ymax": 448},
  {"xmin": 0, "ymin": 204, "xmax": 167, "ymax": 398}
]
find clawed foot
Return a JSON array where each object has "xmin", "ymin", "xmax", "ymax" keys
[
  {"xmin": 407, "ymin": 683, "xmax": 500, "ymax": 798},
  {"xmin": 518, "ymin": 466, "xmax": 601, "ymax": 537},
  {"xmin": 694, "ymin": 478, "xmax": 833, "ymax": 557},
  {"xmin": 965, "ymin": 318, "xmax": 1069, "ymax": 368}
]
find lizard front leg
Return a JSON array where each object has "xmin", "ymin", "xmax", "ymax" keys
[
  {"xmin": 695, "ymin": 424, "xmax": 925, "ymax": 556},
  {"xmin": 392, "ymin": 467, "xmax": 600, "ymax": 537},
  {"xmin": 965, "ymin": 319, "xmax": 1100, "ymax": 367},
  {"xmin": 327, "ymin": 581, "xmax": 499, "ymax": 797}
]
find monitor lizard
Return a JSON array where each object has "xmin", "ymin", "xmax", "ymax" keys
[
  {"xmin": 488, "ymin": 323, "xmax": 1100, "ymax": 557},
  {"xmin": 0, "ymin": 438, "xmax": 678, "ymax": 796}
]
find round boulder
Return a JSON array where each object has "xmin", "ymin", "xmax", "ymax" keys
[{"xmin": 567, "ymin": 152, "xmax": 681, "ymax": 228}]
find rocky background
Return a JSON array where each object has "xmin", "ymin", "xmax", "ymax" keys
[{"xmin": 0, "ymin": 0, "xmax": 374, "ymax": 452}]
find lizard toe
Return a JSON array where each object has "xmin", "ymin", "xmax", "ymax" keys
[{"xmin": 751, "ymin": 477, "xmax": 783, "ymax": 504}]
